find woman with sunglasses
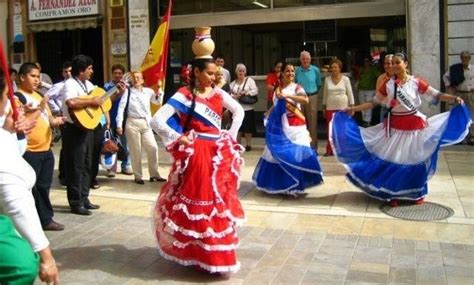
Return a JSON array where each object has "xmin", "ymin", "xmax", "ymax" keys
[{"xmin": 329, "ymin": 52, "xmax": 471, "ymax": 207}]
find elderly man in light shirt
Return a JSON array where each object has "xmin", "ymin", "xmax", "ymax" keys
[{"xmin": 443, "ymin": 50, "xmax": 474, "ymax": 144}]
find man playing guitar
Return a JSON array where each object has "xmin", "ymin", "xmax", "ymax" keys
[{"xmin": 62, "ymin": 55, "xmax": 114, "ymax": 215}]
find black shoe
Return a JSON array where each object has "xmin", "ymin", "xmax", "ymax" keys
[
  {"xmin": 90, "ymin": 181, "xmax": 100, "ymax": 189},
  {"xmin": 84, "ymin": 202, "xmax": 100, "ymax": 210},
  {"xmin": 134, "ymin": 178, "xmax": 145, "ymax": 185},
  {"xmin": 71, "ymin": 206, "xmax": 92, "ymax": 216},
  {"xmin": 150, "ymin": 176, "xmax": 166, "ymax": 182},
  {"xmin": 245, "ymin": 145, "xmax": 252, "ymax": 152},
  {"xmin": 43, "ymin": 221, "xmax": 65, "ymax": 231}
]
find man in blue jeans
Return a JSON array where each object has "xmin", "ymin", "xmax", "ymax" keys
[
  {"xmin": 104, "ymin": 64, "xmax": 132, "ymax": 177},
  {"xmin": 295, "ymin": 50, "xmax": 322, "ymax": 150}
]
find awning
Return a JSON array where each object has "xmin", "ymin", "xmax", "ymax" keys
[{"xmin": 27, "ymin": 16, "xmax": 103, "ymax": 32}]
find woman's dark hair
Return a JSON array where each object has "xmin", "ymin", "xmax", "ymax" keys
[
  {"xmin": 184, "ymin": 58, "xmax": 215, "ymax": 132},
  {"xmin": 62, "ymin": 61, "xmax": 72, "ymax": 70},
  {"xmin": 278, "ymin": 62, "xmax": 294, "ymax": 81},
  {"xmin": 71, "ymin": 54, "xmax": 94, "ymax": 77},
  {"xmin": 271, "ymin": 59, "xmax": 284, "ymax": 73},
  {"xmin": 394, "ymin": 52, "xmax": 409, "ymax": 62},
  {"xmin": 18, "ymin": 62, "xmax": 40, "ymax": 76}
]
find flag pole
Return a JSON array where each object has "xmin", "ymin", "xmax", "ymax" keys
[{"xmin": 0, "ymin": 39, "xmax": 19, "ymax": 121}]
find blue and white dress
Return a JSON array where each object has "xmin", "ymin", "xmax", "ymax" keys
[
  {"xmin": 252, "ymin": 83, "xmax": 323, "ymax": 195},
  {"xmin": 330, "ymin": 76, "xmax": 471, "ymax": 202}
]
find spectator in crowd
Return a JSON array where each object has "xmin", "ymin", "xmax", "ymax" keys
[
  {"xmin": 375, "ymin": 53, "xmax": 394, "ymax": 122},
  {"xmin": 35, "ymin": 62, "xmax": 53, "ymax": 95},
  {"xmin": 230, "ymin": 63, "xmax": 258, "ymax": 151},
  {"xmin": 104, "ymin": 64, "xmax": 132, "ymax": 177},
  {"xmin": 0, "ymin": 69, "xmax": 60, "ymax": 284},
  {"xmin": 266, "ymin": 59, "xmax": 283, "ymax": 109},
  {"xmin": 322, "ymin": 58, "xmax": 354, "ymax": 156},
  {"xmin": 46, "ymin": 61, "xmax": 72, "ymax": 185},
  {"xmin": 355, "ymin": 55, "xmax": 380, "ymax": 127},
  {"xmin": 9, "ymin": 67, "xmax": 17, "ymax": 92},
  {"xmin": 295, "ymin": 50, "xmax": 322, "ymax": 150},
  {"xmin": 215, "ymin": 54, "xmax": 231, "ymax": 83},
  {"xmin": 15, "ymin": 62, "xmax": 66, "ymax": 230},
  {"xmin": 443, "ymin": 50, "xmax": 473, "ymax": 145},
  {"xmin": 116, "ymin": 71, "xmax": 166, "ymax": 185}
]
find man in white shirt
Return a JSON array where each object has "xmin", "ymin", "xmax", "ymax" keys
[
  {"xmin": 46, "ymin": 61, "xmax": 71, "ymax": 185},
  {"xmin": 443, "ymin": 51, "xmax": 474, "ymax": 144},
  {"xmin": 62, "ymin": 55, "xmax": 102, "ymax": 215},
  {"xmin": 46, "ymin": 61, "xmax": 72, "ymax": 115}
]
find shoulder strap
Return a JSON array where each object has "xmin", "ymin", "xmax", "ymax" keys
[
  {"xmin": 14, "ymin": 91, "xmax": 28, "ymax": 105},
  {"xmin": 242, "ymin": 77, "xmax": 249, "ymax": 90},
  {"xmin": 124, "ymin": 87, "xmax": 131, "ymax": 114}
]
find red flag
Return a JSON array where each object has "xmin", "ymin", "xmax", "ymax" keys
[
  {"xmin": 0, "ymin": 39, "xmax": 19, "ymax": 121},
  {"xmin": 140, "ymin": 0, "xmax": 172, "ymax": 113}
]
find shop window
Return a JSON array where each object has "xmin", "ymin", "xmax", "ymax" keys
[
  {"xmin": 172, "ymin": 0, "xmax": 270, "ymax": 15},
  {"xmin": 273, "ymin": 0, "xmax": 373, "ymax": 8}
]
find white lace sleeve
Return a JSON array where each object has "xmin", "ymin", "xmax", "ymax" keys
[
  {"xmin": 222, "ymin": 91, "xmax": 244, "ymax": 139},
  {"xmin": 151, "ymin": 104, "xmax": 182, "ymax": 145}
]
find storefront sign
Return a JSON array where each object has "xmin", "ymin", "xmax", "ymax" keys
[{"xmin": 28, "ymin": 0, "xmax": 99, "ymax": 21}]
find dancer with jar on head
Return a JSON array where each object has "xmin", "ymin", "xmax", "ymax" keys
[
  {"xmin": 329, "ymin": 52, "xmax": 471, "ymax": 207},
  {"xmin": 151, "ymin": 27, "xmax": 245, "ymax": 274}
]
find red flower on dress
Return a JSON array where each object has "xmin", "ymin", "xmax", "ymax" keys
[{"xmin": 389, "ymin": 99, "xmax": 398, "ymax": 108}]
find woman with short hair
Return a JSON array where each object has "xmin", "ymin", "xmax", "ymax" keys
[{"xmin": 230, "ymin": 63, "xmax": 258, "ymax": 151}]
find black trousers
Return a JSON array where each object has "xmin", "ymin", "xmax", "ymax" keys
[
  {"xmin": 91, "ymin": 124, "xmax": 106, "ymax": 184},
  {"xmin": 23, "ymin": 150, "xmax": 55, "ymax": 227},
  {"xmin": 63, "ymin": 123, "xmax": 93, "ymax": 208},
  {"xmin": 58, "ymin": 125, "xmax": 66, "ymax": 181}
]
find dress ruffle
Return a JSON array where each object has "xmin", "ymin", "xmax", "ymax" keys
[
  {"xmin": 329, "ymin": 104, "xmax": 472, "ymax": 201},
  {"xmin": 253, "ymin": 99, "xmax": 323, "ymax": 195},
  {"xmin": 154, "ymin": 131, "xmax": 245, "ymax": 273}
]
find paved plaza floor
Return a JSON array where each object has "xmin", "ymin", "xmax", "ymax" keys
[{"xmin": 39, "ymin": 139, "xmax": 474, "ymax": 284}]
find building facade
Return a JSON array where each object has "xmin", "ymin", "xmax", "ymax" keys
[{"xmin": 3, "ymin": 0, "xmax": 472, "ymax": 106}]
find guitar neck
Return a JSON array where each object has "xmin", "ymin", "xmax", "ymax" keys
[
  {"xmin": 101, "ymin": 86, "xmax": 119, "ymax": 101},
  {"xmin": 100, "ymin": 74, "xmax": 131, "ymax": 100}
]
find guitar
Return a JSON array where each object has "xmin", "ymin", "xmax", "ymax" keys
[{"xmin": 70, "ymin": 74, "xmax": 131, "ymax": 130}]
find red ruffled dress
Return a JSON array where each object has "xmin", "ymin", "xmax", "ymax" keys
[{"xmin": 151, "ymin": 87, "xmax": 245, "ymax": 273}]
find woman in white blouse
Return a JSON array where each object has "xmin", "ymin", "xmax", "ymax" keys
[
  {"xmin": 230, "ymin": 63, "xmax": 258, "ymax": 151},
  {"xmin": 322, "ymin": 58, "xmax": 354, "ymax": 156},
  {"xmin": 116, "ymin": 71, "xmax": 165, "ymax": 184}
]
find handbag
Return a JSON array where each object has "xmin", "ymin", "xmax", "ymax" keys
[
  {"xmin": 101, "ymin": 153, "xmax": 117, "ymax": 170},
  {"xmin": 115, "ymin": 135, "xmax": 129, "ymax": 161},
  {"xmin": 101, "ymin": 129, "xmax": 119, "ymax": 154},
  {"xmin": 236, "ymin": 78, "xmax": 258, "ymax": 105}
]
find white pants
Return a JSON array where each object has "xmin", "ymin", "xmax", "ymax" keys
[
  {"xmin": 359, "ymin": 90, "xmax": 375, "ymax": 123},
  {"xmin": 124, "ymin": 118, "xmax": 160, "ymax": 179}
]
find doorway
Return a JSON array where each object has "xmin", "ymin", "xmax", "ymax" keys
[{"xmin": 35, "ymin": 28, "xmax": 104, "ymax": 86}]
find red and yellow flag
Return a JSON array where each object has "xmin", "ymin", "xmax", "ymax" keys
[{"xmin": 140, "ymin": 0, "xmax": 172, "ymax": 114}]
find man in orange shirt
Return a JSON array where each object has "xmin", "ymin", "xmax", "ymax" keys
[{"xmin": 16, "ymin": 63, "xmax": 65, "ymax": 231}]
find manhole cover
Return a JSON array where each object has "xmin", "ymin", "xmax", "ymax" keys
[{"xmin": 379, "ymin": 202, "xmax": 454, "ymax": 221}]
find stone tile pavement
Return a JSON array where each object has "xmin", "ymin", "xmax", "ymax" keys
[{"xmin": 38, "ymin": 140, "xmax": 473, "ymax": 284}]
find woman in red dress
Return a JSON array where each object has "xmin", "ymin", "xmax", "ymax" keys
[{"xmin": 151, "ymin": 55, "xmax": 245, "ymax": 273}]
